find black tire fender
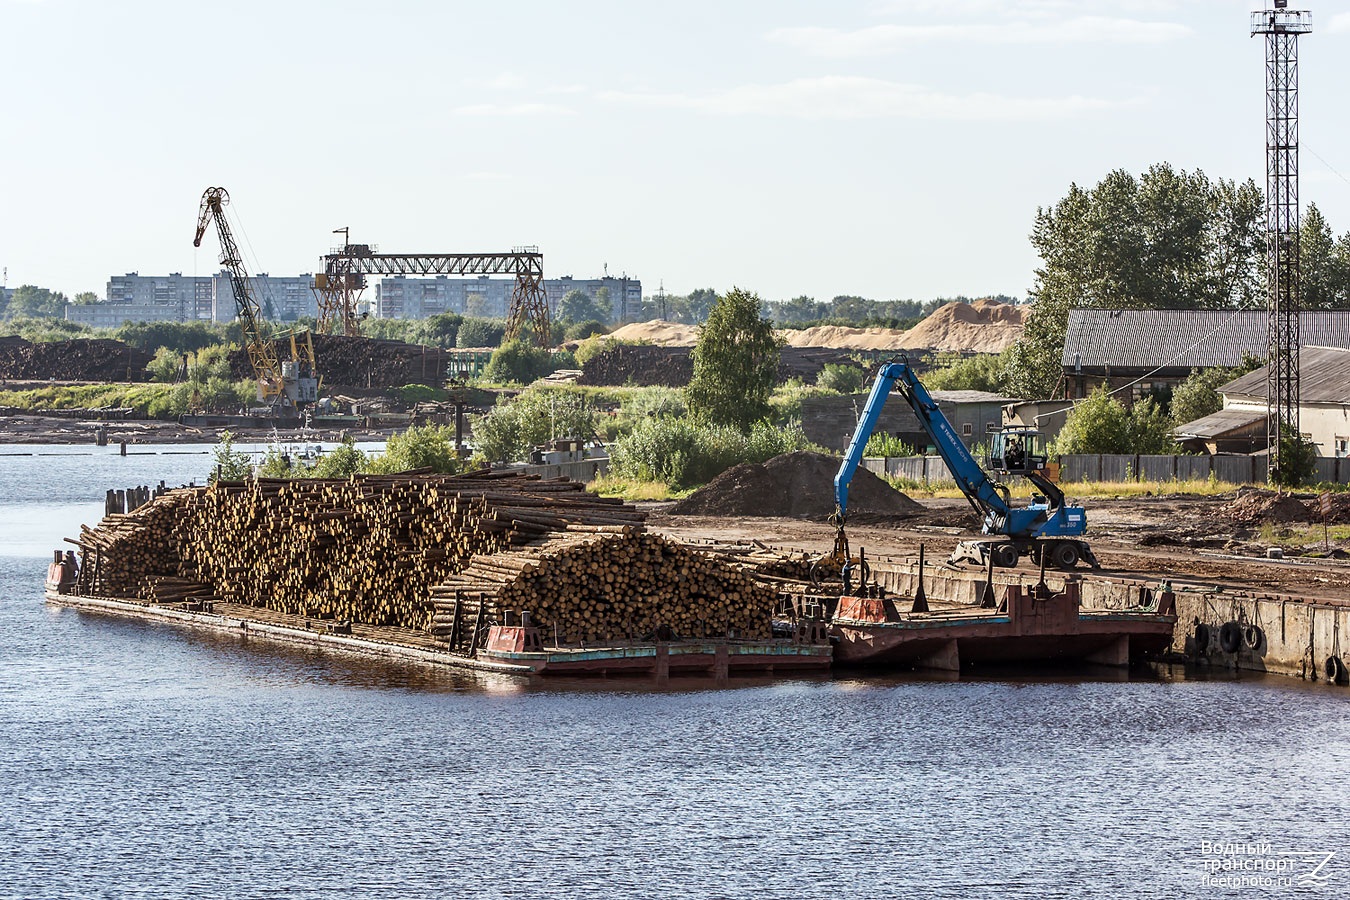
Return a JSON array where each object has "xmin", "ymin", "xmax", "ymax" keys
[
  {"xmin": 1243, "ymin": 624, "xmax": 1263, "ymax": 650},
  {"xmin": 1219, "ymin": 621, "xmax": 1243, "ymax": 654},
  {"xmin": 1194, "ymin": 623, "xmax": 1212, "ymax": 653},
  {"xmin": 1326, "ymin": 656, "xmax": 1348, "ymax": 685}
]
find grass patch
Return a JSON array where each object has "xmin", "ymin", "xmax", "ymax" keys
[
  {"xmin": 883, "ymin": 475, "xmax": 1245, "ymax": 500},
  {"xmin": 586, "ymin": 473, "xmax": 690, "ymax": 502}
]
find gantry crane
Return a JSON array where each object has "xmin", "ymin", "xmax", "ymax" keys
[{"xmin": 193, "ymin": 187, "xmax": 318, "ymax": 411}]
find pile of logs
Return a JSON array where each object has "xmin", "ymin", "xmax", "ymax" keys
[
  {"xmin": 0, "ymin": 336, "xmax": 152, "ymax": 382},
  {"xmin": 434, "ymin": 532, "xmax": 778, "ymax": 645},
  {"xmin": 578, "ymin": 345, "xmax": 693, "ymax": 387},
  {"xmin": 228, "ymin": 334, "xmax": 453, "ymax": 388}
]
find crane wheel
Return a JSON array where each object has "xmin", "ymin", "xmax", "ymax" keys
[
  {"xmin": 1050, "ymin": 542, "xmax": 1081, "ymax": 570},
  {"xmin": 991, "ymin": 543, "xmax": 1020, "ymax": 568}
]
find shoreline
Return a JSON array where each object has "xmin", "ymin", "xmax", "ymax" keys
[{"xmin": 0, "ymin": 413, "xmax": 396, "ymax": 446}]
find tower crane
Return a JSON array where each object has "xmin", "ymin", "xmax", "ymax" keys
[{"xmin": 193, "ymin": 187, "xmax": 317, "ymax": 411}]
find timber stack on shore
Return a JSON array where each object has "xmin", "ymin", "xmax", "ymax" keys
[{"xmin": 70, "ymin": 470, "xmax": 778, "ymax": 652}]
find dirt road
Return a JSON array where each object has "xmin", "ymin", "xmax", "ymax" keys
[{"xmin": 649, "ymin": 494, "xmax": 1350, "ymax": 605}]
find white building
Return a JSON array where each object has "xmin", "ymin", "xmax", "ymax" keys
[{"xmin": 1175, "ymin": 346, "xmax": 1350, "ymax": 457}]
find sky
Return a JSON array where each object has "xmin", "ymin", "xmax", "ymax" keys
[{"xmin": 2, "ymin": 0, "xmax": 1349, "ymax": 306}]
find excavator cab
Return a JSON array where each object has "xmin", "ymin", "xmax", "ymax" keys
[{"xmin": 987, "ymin": 428, "xmax": 1047, "ymax": 476}]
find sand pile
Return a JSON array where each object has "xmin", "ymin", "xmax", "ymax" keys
[
  {"xmin": 898, "ymin": 299, "xmax": 1026, "ymax": 353},
  {"xmin": 1221, "ymin": 488, "xmax": 1312, "ymax": 525},
  {"xmin": 779, "ymin": 325, "xmax": 908, "ymax": 350},
  {"xmin": 669, "ymin": 451, "xmax": 925, "ymax": 518},
  {"xmin": 607, "ymin": 321, "xmax": 700, "ymax": 346}
]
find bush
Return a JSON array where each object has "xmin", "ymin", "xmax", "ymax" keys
[
  {"xmin": 1171, "ymin": 366, "xmax": 1247, "ymax": 426},
  {"xmin": 610, "ymin": 417, "xmax": 816, "ymax": 489},
  {"xmin": 922, "ymin": 351, "xmax": 1010, "ymax": 393},
  {"xmin": 864, "ymin": 432, "xmax": 915, "ymax": 457},
  {"xmin": 456, "ymin": 318, "xmax": 507, "ymax": 348},
  {"xmin": 367, "ymin": 425, "xmax": 463, "ymax": 474},
  {"xmin": 566, "ymin": 320, "xmax": 608, "ymax": 341},
  {"xmin": 816, "ymin": 363, "xmax": 866, "ymax": 394},
  {"xmin": 1272, "ymin": 431, "xmax": 1317, "ymax": 488},
  {"xmin": 1051, "ymin": 386, "xmax": 1177, "ymax": 455},
  {"xmin": 471, "ymin": 389, "xmax": 599, "ymax": 463},
  {"xmin": 209, "ymin": 431, "xmax": 253, "ymax": 483},
  {"xmin": 483, "ymin": 340, "xmax": 557, "ymax": 385}
]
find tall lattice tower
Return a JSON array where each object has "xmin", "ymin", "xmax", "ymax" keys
[{"xmin": 1252, "ymin": 2, "xmax": 1312, "ymax": 482}]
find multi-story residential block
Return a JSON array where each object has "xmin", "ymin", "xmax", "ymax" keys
[
  {"xmin": 67, "ymin": 271, "xmax": 318, "ymax": 326},
  {"xmin": 373, "ymin": 274, "xmax": 643, "ymax": 322}
]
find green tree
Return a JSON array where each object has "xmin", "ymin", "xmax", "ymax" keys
[
  {"xmin": 556, "ymin": 289, "xmax": 606, "ymax": 327},
  {"xmin": 685, "ymin": 288, "xmax": 718, "ymax": 324},
  {"xmin": 565, "ymin": 320, "xmax": 608, "ymax": 342},
  {"xmin": 687, "ymin": 287, "xmax": 781, "ymax": 431},
  {"xmin": 483, "ymin": 339, "xmax": 557, "ymax": 384},
  {"xmin": 209, "ymin": 431, "xmax": 253, "ymax": 483},
  {"xmin": 1300, "ymin": 203, "xmax": 1350, "ymax": 309},
  {"xmin": 922, "ymin": 351, "xmax": 1010, "ymax": 393},
  {"xmin": 456, "ymin": 317, "xmax": 506, "ymax": 348},
  {"xmin": 1170, "ymin": 365, "xmax": 1251, "ymax": 425},
  {"xmin": 1007, "ymin": 165, "xmax": 1266, "ymax": 398},
  {"xmin": 1052, "ymin": 387, "xmax": 1177, "ymax": 455},
  {"xmin": 1050, "ymin": 388, "xmax": 1132, "ymax": 455},
  {"xmin": 816, "ymin": 363, "xmax": 866, "ymax": 394},
  {"xmin": 4, "ymin": 285, "xmax": 67, "ymax": 319},
  {"xmin": 72, "ymin": 292, "xmax": 100, "ymax": 306},
  {"xmin": 1273, "ymin": 431, "xmax": 1317, "ymax": 488},
  {"xmin": 471, "ymin": 389, "xmax": 598, "ymax": 463}
]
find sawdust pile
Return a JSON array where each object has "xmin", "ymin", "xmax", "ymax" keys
[
  {"xmin": 898, "ymin": 299, "xmax": 1026, "ymax": 353},
  {"xmin": 1221, "ymin": 488, "xmax": 1313, "ymax": 525},
  {"xmin": 607, "ymin": 321, "xmax": 700, "ymax": 346},
  {"xmin": 668, "ymin": 451, "xmax": 925, "ymax": 518},
  {"xmin": 780, "ymin": 326, "xmax": 908, "ymax": 350},
  {"xmin": 610, "ymin": 299, "xmax": 1024, "ymax": 354}
]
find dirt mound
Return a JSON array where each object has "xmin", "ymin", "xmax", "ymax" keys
[
  {"xmin": 607, "ymin": 321, "xmax": 700, "ymax": 346},
  {"xmin": 669, "ymin": 451, "xmax": 925, "ymax": 518},
  {"xmin": 779, "ymin": 325, "xmax": 909, "ymax": 350},
  {"xmin": 898, "ymin": 300, "xmax": 1025, "ymax": 353},
  {"xmin": 0, "ymin": 337, "xmax": 153, "ymax": 382},
  {"xmin": 1221, "ymin": 488, "xmax": 1312, "ymax": 525}
]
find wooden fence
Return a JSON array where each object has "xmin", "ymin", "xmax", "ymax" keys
[{"xmin": 861, "ymin": 454, "xmax": 1350, "ymax": 486}]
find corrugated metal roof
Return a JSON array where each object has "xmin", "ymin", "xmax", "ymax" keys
[
  {"xmin": 1172, "ymin": 408, "xmax": 1266, "ymax": 440},
  {"xmin": 1221, "ymin": 345, "xmax": 1350, "ymax": 405},
  {"xmin": 1061, "ymin": 310, "xmax": 1350, "ymax": 370}
]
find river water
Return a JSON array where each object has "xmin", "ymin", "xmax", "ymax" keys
[{"xmin": 0, "ymin": 445, "xmax": 1346, "ymax": 899}]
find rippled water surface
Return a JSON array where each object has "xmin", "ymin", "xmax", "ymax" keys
[{"xmin": 1, "ymin": 448, "xmax": 1347, "ymax": 898}]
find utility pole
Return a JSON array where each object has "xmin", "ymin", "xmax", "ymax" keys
[{"xmin": 1252, "ymin": 1, "xmax": 1312, "ymax": 483}]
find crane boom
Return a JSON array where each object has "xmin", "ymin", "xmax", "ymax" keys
[
  {"xmin": 834, "ymin": 359, "xmax": 1096, "ymax": 569},
  {"xmin": 194, "ymin": 187, "xmax": 315, "ymax": 408}
]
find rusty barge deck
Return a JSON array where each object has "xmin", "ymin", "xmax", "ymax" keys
[{"xmin": 829, "ymin": 580, "xmax": 1177, "ymax": 670}]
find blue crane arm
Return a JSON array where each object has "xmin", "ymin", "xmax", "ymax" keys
[{"xmin": 833, "ymin": 361, "xmax": 1011, "ymax": 521}]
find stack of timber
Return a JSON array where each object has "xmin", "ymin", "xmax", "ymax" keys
[
  {"xmin": 0, "ymin": 336, "xmax": 152, "ymax": 382},
  {"xmin": 432, "ymin": 532, "xmax": 778, "ymax": 647},
  {"xmin": 228, "ymin": 334, "xmax": 453, "ymax": 388},
  {"xmin": 70, "ymin": 469, "xmax": 787, "ymax": 656}
]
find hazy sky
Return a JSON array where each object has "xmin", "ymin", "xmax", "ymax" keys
[{"xmin": 2, "ymin": 0, "xmax": 1348, "ymax": 305}]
